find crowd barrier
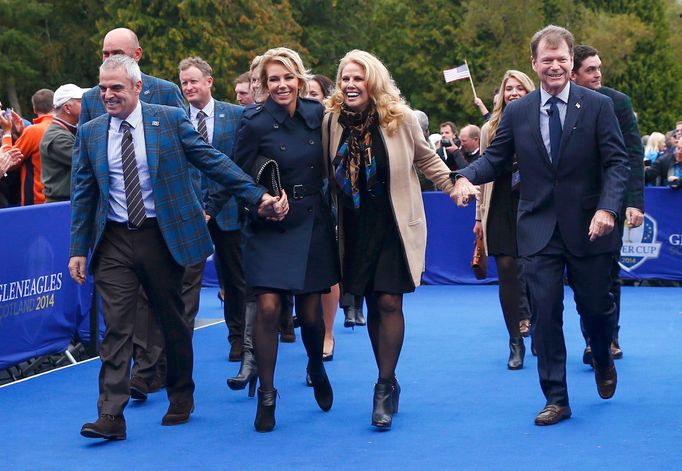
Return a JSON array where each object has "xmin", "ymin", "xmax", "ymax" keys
[{"xmin": 1, "ymin": 188, "xmax": 680, "ymax": 369}]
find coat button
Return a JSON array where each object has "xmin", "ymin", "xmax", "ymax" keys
[
  {"xmin": 309, "ymin": 163, "xmax": 315, "ymax": 169},
  {"xmin": 308, "ymin": 139, "xmax": 314, "ymax": 145},
  {"xmin": 280, "ymin": 145, "xmax": 286, "ymax": 151},
  {"xmin": 256, "ymin": 106, "xmax": 262, "ymax": 111},
  {"xmin": 273, "ymin": 123, "xmax": 279, "ymax": 129},
  {"xmin": 307, "ymin": 207, "xmax": 313, "ymax": 213}
]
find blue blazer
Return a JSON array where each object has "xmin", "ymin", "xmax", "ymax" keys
[
  {"xmin": 201, "ymin": 100, "xmax": 244, "ymax": 231},
  {"xmin": 70, "ymin": 102, "xmax": 266, "ymax": 268},
  {"xmin": 459, "ymin": 84, "xmax": 629, "ymax": 257}
]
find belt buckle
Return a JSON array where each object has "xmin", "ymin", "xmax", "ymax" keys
[{"xmin": 292, "ymin": 184, "xmax": 304, "ymax": 200}]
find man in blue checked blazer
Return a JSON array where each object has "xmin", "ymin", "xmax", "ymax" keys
[
  {"xmin": 76, "ymin": 28, "xmax": 201, "ymax": 402},
  {"xmin": 178, "ymin": 57, "xmax": 249, "ymax": 363},
  {"xmin": 69, "ymin": 55, "xmax": 287, "ymax": 440},
  {"xmin": 454, "ymin": 26, "xmax": 629, "ymax": 426}
]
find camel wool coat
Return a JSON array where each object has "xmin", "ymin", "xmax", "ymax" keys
[{"xmin": 323, "ymin": 110, "xmax": 456, "ymax": 288}]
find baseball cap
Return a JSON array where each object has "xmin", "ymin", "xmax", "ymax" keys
[{"xmin": 53, "ymin": 84, "xmax": 86, "ymax": 108}]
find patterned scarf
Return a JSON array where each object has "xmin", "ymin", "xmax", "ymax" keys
[{"xmin": 334, "ymin": 106, "xmax": 381, "ymax": 208}]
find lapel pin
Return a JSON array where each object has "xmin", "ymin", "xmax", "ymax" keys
[
  {"xmin": 144, "ymin": 90, "xmax": 151, "ymax": 96},
  {"xmin": 575, "ymin": 102, "xmax": 581, "ymax": 109},
  {"xmin": 152, "ymin": 120, "xmax": 160, "ymax": 126},
  {"xmin": 219, "ymin": 113, "xmax": 225, "ymax": 118}
]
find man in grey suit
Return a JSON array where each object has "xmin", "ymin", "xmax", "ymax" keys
[{"xmin": 453, "ymin": 25, "xmax": 629, "ymax": 426}]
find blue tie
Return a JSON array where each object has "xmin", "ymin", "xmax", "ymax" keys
[{"xmin": 547, "ymin": 96, "xmax": 562, "ymax": 162}]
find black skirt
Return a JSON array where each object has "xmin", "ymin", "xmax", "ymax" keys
[{"xmin": 486, "ymin": 171, "xmax": 519, "ymax": 257}]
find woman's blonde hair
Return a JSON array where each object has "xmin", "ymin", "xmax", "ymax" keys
[
  {"xmin": 486, "ymin": 70, "xmax": 535, "ymax": 142},
  {"xmin": 327, "ymin": 49, "xmax": 410, "ymax": 134},
  {"xmin": 258, "ymin": 47, "xmax": 311, "ymax": 97},
  {"xmin": 644, "ymin": 132, "xmax": 666, "ymax": 155}
]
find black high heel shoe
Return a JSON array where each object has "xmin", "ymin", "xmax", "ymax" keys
[
  {"xmin": 254, "ymin": 388, "xmax": 277, "ymax": 432},
  {"xmin": 322, "ymin": 339, "xmax": 335, "ymax": 362},
  {"xmin": 371, "ymin": 380, "xmax": 394, "ymax": 429},
  {"xmin": 507, "ymin": 337, "xmax": 525, "ymax": 370},
  {"xmin": 343, "ymin": 307, "xmax": 356, "ymax": 329},
  {"xmin": 392, "ymin": 377, "xmax": 400, "ymax": 414},
  {"xmin": 307, "ymin": 364, "xmax": 333, "ymax": 412},
  {"xmin": 227, "ymin": 348, "xmax": 258, "ymax": 397}
]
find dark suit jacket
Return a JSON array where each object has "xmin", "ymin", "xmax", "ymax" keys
[
  {"xmin": 598, "ymin": 86, "xmax": 645, "ymax": 211},
  {"xmin": 70, "ymin": 103, "xmax": 266, "ymax": 269},
  {"xmin": 645, "ymin": 151, "xmax": 681, "ymax": 187},
  {"xmin": 196, "ymin": 100, "xmax": 243, "ymax": 231},
  {"xmin": 458, "ymin": 83, "xmax": 629, "ymax": 257}
]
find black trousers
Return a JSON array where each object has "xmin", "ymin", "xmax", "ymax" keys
[
  {"xmin": 93, "ymin": 220, "xmax": 194, "ymax": 416},
  {"xmin": 208, "ymin": 220, "xmax": 246, "ymax": 346},
  {"xmin": 131, "ymin": 259, "xmax": 205, "ymax": 383},
  {"xmin": 523, "ymin": 227, "xmax": 616, "ymax": 407}
]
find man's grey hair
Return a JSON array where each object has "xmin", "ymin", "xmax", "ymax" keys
[
  {"xmin": 100, "ymin": 54, "xmax": 142, "ymax": 84},
  {"xmin": 413, "ymin": 110, "xmax": 429, "ymax": 135}
]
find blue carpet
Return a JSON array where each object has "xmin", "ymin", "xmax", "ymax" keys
[{"xmin": 1, "ymin": 286, "xmax": 681, "ymax": 470}]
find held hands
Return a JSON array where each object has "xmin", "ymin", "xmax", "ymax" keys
[
  {"xmin": 257, "ymin": 189, "xmax": 289, "ymax": 221},
  {"xmin": 588, "ymin": 209, "xmax": 616, "ymax": 241},
  {"xmin": 625, "ymin": 207, "xmax": 644, "ymax": 229},
  {"xmin": 68, "ymin": 256, "xmax": 87, "ymax": 285},
  {"xmin": 451, "ymin": 176, "xmax": 480, "ymax": 207}
]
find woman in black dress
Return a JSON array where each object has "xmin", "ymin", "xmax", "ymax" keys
[
  {"xmin": 232, "ymin": 47, "xmax": 339, "ymax": 432},
  {"xmin": 474, "ymin": 70, "xmax": 535, "ymax": 369},
  {"xmin": 324, "ymin": 50, "xmax": 457, "ymax": 429}
]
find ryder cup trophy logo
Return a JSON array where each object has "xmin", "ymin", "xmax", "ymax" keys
[{"xmin": 619, "ymin": 213, "xmax": 662, "ymax": 271}]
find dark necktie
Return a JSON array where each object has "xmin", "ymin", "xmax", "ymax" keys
[
  {"xmin": 197, "ymin": 110, "xmax": 209, "ymax": 142},
  {"xmin": 120, "ymin": 121, "xmax": 146, "ymax": 228},
  {"xmin": 547, "ymin": 96, "xmax": 562, "ymax": 162}
]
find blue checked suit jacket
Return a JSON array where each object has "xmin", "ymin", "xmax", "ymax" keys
[
  {"xmin": 70, "ymin": 102, "xmax": 266, "ymax": 268},
  {"xmin": 199, "ymin": 100, "xmax": 244, "ymax": 231}
]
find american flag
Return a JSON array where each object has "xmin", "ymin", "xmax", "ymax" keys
[{"xmin": 443, "ymin": 63, "xmax": 471, "ymax": 83}]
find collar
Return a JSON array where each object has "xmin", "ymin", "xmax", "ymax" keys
[
  {"xmin": 540, "ymin": 82, "xmax": 571, "ymax": 107},
  {"xmin": 32, "ymin": 114, "xmax": 54, "ymax": 125},
  {"xmin": 110, "ymin": 101, "xmax": 143, "ymax": 132},
  {"xmin": 190, "ymin": 98, "xmax": 215, "ymax": 119},
  {"xmin": 53, "ymin": 116, "xmax": 78, "ymax": 134},
  {"xmin": 264, "ymin": 96, "xmax": 319, "ymax": 128}
]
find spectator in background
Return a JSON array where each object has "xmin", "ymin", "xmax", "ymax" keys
[
  {"xmin": 0, "ymin": 89, "xmax": 54, "ymax": 205},
  {"xmin": 249, "ymin": 55, "xmax": 270, "ymax": 104},
  {"xmin": 234, "ymin": 72, "xmax": 254, "ymax": 106},
  {"xmin": 437, "ymin": 121, "xmax": 467, "ymax": 170},
  {"xmin": 644, "ymin": 132, "xmax": 666, "ymax": 166},
  {"xmin": 413, "ymin": 110, "xmax": 437, "ymax": 192},
  {"xmin": 646, "ymin": 139, "xmax": 682, "ymax": 188},
  {"xmin": 307, "ymin": 74, "xmax": 334, "ymax": 102},
  {"xmin": 473, "ymin": 96, "xmax": 491, "ymax": 121},
  {"xmin": 40, "ymin": 84, "xmax": 85, "ymax": 202},
  {"xmin": 459, "ymin": 124, "xmax": 481, "ymax": 164},
  {"xmin": 0, "ymin": 147, "xmax": 22, "ymax": 176}
]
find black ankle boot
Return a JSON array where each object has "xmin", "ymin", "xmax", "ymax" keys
[
  {"xmin": 392, "ymin": 377, "xmax": 401, "ymax": 414},
  {"xmin": 371, "ymin": 380, "xmax": 394, "ymax": 429},
  {"xmin": 227, "ymin": 348, "xmax": 258, "ymax": 397},
  {"xmin": 307, "ymin": 364, "xmax": 333, "ymax": 412},
  {"xmin": 508, "ymin": 337, "xmax": 525, "ymax": 370},
  {"xmin": 254, "ymin": 388, "xmax": 277, "ymax": 432},
  {"xmin": 354, "ymin": 307, "xmax": 366, "ymax": 326}
]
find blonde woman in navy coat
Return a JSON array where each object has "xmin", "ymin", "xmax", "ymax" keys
[{"xmin": 229, "ymin": 48, "xmax": 339, "ymax": 432}]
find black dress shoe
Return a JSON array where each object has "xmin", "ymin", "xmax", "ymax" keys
[
  {"xmin": 534, "ymin": 404, "xmax": 572, "ymax": 426},
  {"xmin": 308, "ymin": 365, "xmax": 333, "ymax": 412},
  {"xmin": 594, "ymin": 361, "xmax": 617, "ymax": 399},
  {"xmin": 129, "ymin": 376, "xmax": 149, "ymax": 401},
  {"xmin": 583, "ymin": 345, "xmax": 593, "ymax": 366},
  {"xmin": 255, "ymin": 388, "xmax": 277, "ymax": 432},
  {"xmin": 80, "ymin": 414, "xmax": 126, "ymax": 440},
  {"xmin": 507, "ymin": 337, "xmax": 525, "ymax": 370},
  {"xmin": 371, "ymin": 381, "xmax": 394, "ymax": 429},
  {"xmin": 161, "ymin": 399, "xmax": 194, "ymax": 426}
]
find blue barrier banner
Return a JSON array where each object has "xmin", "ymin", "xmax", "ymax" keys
[
  {"xmin": 422, "ymin": 188, "xmax": 682, "ymax": 284},
  {"xmin": 0, "ymin": 203, "xmax": 80, "ymax": 368}
]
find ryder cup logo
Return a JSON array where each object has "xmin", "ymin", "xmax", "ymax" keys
[{"xmin": 619, "ymin": 213, "xmax": 662, "ymax": 271}]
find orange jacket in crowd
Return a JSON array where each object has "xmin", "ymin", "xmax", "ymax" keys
[{"xmin": 3, "ymin": 114, "xmax": 53, "ymax": 205}]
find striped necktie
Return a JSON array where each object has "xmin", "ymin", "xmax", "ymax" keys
[
  {"xmin": 120, "ymin": 121, "xmax": 146, "ymax": 228},
  {"xmin": 197, "ymin": 110, "xmax": 209, "ymax": 142}
]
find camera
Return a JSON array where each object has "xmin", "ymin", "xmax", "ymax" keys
[
  {"xmin": 3, "ymin": 108, "xmax": 12, "ymax": 120},
  {"xmin": 441, "ymin": 138, "xmax": 452, "ymax": 147}
]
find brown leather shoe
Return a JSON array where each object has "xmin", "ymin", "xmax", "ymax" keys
[
  {"xmin": 594, "ymin": 362, "xmax": 617, "ymax": 399},
  {"xmin": 161, "ymin": 399, "xmax": 195, "ymax": 426},
  {"xmin": 129, "ymin": 376, "xmax": 149, "ymax": 401},
  {"xmin": 80, "ymin": 414, "xmax": 126, "ymax": 440},
  {"xmin": 534, "ymin": 404, "xmax": 572, "ymax": 426}
]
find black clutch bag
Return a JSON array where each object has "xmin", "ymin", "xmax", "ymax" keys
[{"xmin": 251, "ymin": 155, "xmax": 282, "ymax": 197}]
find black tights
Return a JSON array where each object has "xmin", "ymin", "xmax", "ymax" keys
[
  {"xmin": 253, "ymin": 292, "xmax": 324, "ymax": 391},
  {"xmin": 365, "ymin": 292, "xmax": 404, "ymax": 382},
  {"xmin": 495, "ymin": 255, "xmax": 521, "ymax": 338}
]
